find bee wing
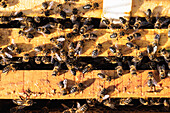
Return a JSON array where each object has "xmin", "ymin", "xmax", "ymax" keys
[
  {"xmin": 38, "ymin": 31, "xmax": 46, "ymax": 38},
  {"xmin": 61, "ymin": 103, "xmax": 70, "ymax": 109},
  {"xmin": 78, "ymin": 48, "xmax": 82, "ymax": 55},
  {"xmin": 153, "ymin": 46, "xmax": 158, "ymax": 54},
  {"xmin": 161, "ymin": 19, "xmax": 170, "ymax": 26},
  {"xmin": 11, "ymin": 38, "xmax": 16, "ymax": 46},
  {"xmin": 48, "ymin": 1, "xmax": 54, "ymax": 9},
  {"xmin": 56, "ymin": 38, "xmax": 65, "ymax": 42},
  {"xmin": 13, "ymin": 17, "xmax": 24, "ymax": 21},
  {"xmin": 24, "ymin": 28, "xmax": 34, "ymax": 33},
  {"xmin": 55, "ymin": 53, "xmax": 62, "ymax": 62},
  {"xmin": 153, "ymin": 79, "xmax": 157, "ymax": 86},
  {"xmin": 115, "ymin": 43, "xmax": 118, "ymax": 49},
  {"xmin": 63, "ymin": 79, "xmax": 67, "ymax": 88},
  {"xmin": 14, "ymin": 11, "xmax": 19, "ymax": 16},
  {"xmin": 102, "ymin": 95, "xmax": 110, "ymax": 100},
  {"xmin": 0, "ymin": 55, "xmax": 6, "ymax": 62},
  {"xmin": 51, "ymin": 55, "xmax": 54, "ymax": 63},
  {"xmin": 77, "ymin": 102, "xmax": 81, "ymax": 109},
  {"xmin": 19, "ymin": 96, "xmax": 25, "ymax": 100},
  {"xmin": 75, "ymin": 43, "xmax": 80, "ymax": 51},
  {"xmin": 42, "ymin": 24, "xmax": 51, "ymax": 28},
  {"xmin": 4, "ymin": 52, "xmax": 13, "ymax": 58}
]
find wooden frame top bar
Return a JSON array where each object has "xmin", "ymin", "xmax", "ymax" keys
[{"xmin": 0, "ymin": 70, "xmax": 169, "ymax": 99}]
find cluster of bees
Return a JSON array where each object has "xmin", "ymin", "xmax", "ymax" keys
[
  {"xmin": 0, "ymin": 0, "xmax": 169, "ymax": 112},
  {"xmin": 11, "ymin": 90, "xmax": 170, "ymax": 112}
]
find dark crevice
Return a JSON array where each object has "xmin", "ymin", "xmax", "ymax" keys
[
  {"xmin": 0, "ymin": 56, "xmax": 169, "ymax": 70},
  {"xmin": 0, "ymin": 16, "xmax": 169, "ymax": 28}
]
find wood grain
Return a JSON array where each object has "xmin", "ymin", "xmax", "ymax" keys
[{"xmin": 0, "ymin": 70, "xmax": 169, "ymax": 99}]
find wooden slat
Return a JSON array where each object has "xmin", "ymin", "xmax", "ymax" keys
[
  {"xmin": 0, "ymin": 28, "xmax": 169, "ymax": 57},
  {"xmin": 0, "ymin": 70, "xmax": 169, "ymax": 99},
  {"xmin": 132, "ymin": 0, "xmax": 170, "ymax": 17},
  {"xmin": 0, "ymin": 0, "xmax": 103, "ymax": 18}
]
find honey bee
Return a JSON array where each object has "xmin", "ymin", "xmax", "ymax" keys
[
  {"xmin": 155, "ymin": 17, "xmax": 170, "ymax": 29},
  {"xmin": 62, "ymin": 102, "xmax": 88, "ymax": 113},
  {"xmin": 132, "ymin": 51, "xmax": 143, "ymax": 66},
  {"xmin": 160, "ymin": 48, "xmax": 170, "ymax": 67},
  {"xmin": 126, "ymin": 33, "xmax": 141, "ymax": 41},
  {"xmin": 41, "ymin": 56, "xmax": 51, "ymax": 64},
  {"xmin": 144, "ymin": 9, "xmax": 152, "ymax": 23},
  {"xmin": 86, "ymin": 99, "xmax": 97, "ymax": 107},
  {"xmin": 72, "ymin": 22, "xmax": 80, "ymax": 35},
  {"xmin": 97, "ymin": 73, "xmax": 112, "ymax": 82},
  {"xmin": 115, "ymin": 65, "xmax": 123, "ymax": 77},
  {"xmin": 147, "ymin": 34, "xmax": 160, "ymax": 61},
  {"xmin": 150, "ymin": 98, "xmax": 161, "ymax": 105},
  {"xmin": 12, "ymin": 96, "xmax": 33, "ymax": 110},
  {"xmin": 59, "ymin": 79, "xmax": 69, "ymax": 95},
  {"xmin": 102, "ymin": 17, "xmax": 112, "ymax": 28},
  {"xmin": 0, "ymin": 16, "xmax": 11, "ymax": 24},
  {"xmin": 139, "ymin": 98, "xmax": 149, "ymax": 105},
  {"xmin": 92, "ymin": 43, "xmax": 102, "ymax": 58},
  {"xmin": 7, "ymin": 39, "xmax": 21, "ymax": 55},
  {"xmin": 52, "ymin": 61, "xmax": 61, "ymax": 76},
  {"xmin": 109, "ymin": 46, "xmax": 122, "ymax": 58},
  {"xmin": 157, "ymin": 64, "xmax": 166, "ymax": 79},
  {"xmin": 97, "ymin": 86, "xmax": 110, "ymax": 103},
  {"xmin": 66, "ymin": 61, "xmax": 77, "ymax": 76},
  {"xmin": 104, "ymin": 56, "xmax": 117, "ymax": 64},
  {"xmin": 103, "ymin": 98, "xmax": 116, "ymax": 109},
  {"xmin": 146, "ymin": 72, "xmax": 157, "ymax": 92},
  {"xmin": 41, "ymin": 1, "xmax": 54, "ymax": 16},
  {"xmin": 36, "ymin": 26, "xmax": 51, "ymax": 37},
  {"xmin": 79, "ymin": 24, "xmax": 94, "ymax": 34},
  {"xmin": 119, "ymin": 17, "xmax": 130, "ymax": 31},
  {"xmin": 126, "ymin": 42, "xmax": 139, "ymax": 50},
  {"xmin": 83, "ymin": 2, "xmax": 99, "ymax": 10},
  {"xmin": 2, "ymin": 64, "xmax": 16, "ymax": 74},
  {"xmin": 55, "ymin": 4, "xmax": 67, "ymax": 19},
  {"xmin": 70, "ymin": 82, "xmax": 84, "ymax": 94},
  {"xmin": 82, "ymin": 64, "xmax": 93, "ymax": 74},
  {"xmin": 75, "ymin": 40, "xmax": 84, "ymax": 57},
  {"xmin": 109, "ymin": 30, "xmax": 125, "ymax": 40},
  {"xmin": 82, "ymin": 33, "xmax": 97, "ymax": 40},
  {"xmin": 18, "ymin": 30, "xmax": 34, "ymax": 41},
  {"xmin": 75, "ymin": 102, "xmax": 88, "ymax": 113},
  {"xmin": 60, "ymin": 49, "xmax": 67, "ymax": 63},
  {"xmin": 68, "ymin": 42, "xmax": 75, "ymax": 58},
  {"xmin": 70, "ymin": 8, "xmax": 79, "ymax": 23},
  {"xmin": 35, "ymin": 56, "xmax": 41, "ymax": 64},
  {"xmin": 129, "ymin": 65, "xmax": 137, "ymax": 76},
  {"xmin": 0, "ymin": 57, "xmax": 11, "ymax": 66},
  {"xmin": 163, "ymin": 99, "xmax": 170, "ymax": 111},
  {"xmin": 22, "ymin": 53, "xmax": 29, "ymax": 62},
  {"xmin": 51, "ymin": 50, "xmax": 62, "ymax": 64},
  {"xmin": 133, "ymin": 17, "xmax": 149, "ymax": 30},
  {"xmin": 66, "ymin": 32, "xmax": 74, "ymax": 39},
  {"xmin": 119, "ymin": 98, "xmax": 133, "ymax": 106}
]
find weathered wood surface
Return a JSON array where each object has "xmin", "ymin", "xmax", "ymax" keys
[{"xmin": 0, "ymin": 70, "xmax": 169, "ymax": 99}]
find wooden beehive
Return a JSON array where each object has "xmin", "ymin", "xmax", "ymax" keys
[{"xmin": 0, "ymin": 0, "xmax": 169, "ymax": 99}]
